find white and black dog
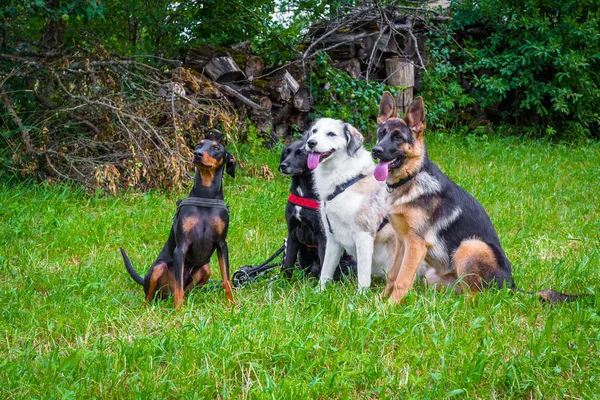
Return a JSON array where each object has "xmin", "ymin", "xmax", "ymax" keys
[{"xmin": 304, "ymin": 118, "xmax": 398, "ymax": 291}]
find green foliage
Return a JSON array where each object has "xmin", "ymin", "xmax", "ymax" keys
[
  {"xmin": 309, "ymin": 54, "xmax": 401, "ymax": 139},
  {"xmin": 1, "ymin": 136, "xmax": 599, "ymax": 397},
  {"xmin": 423, "ymin": 0, "xmax": 600, "ymax": 137}
]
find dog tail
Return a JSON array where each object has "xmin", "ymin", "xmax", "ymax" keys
[
  {"xmin": 514, "ymin": 288, "xmax": 591, "ymax": 303},
  {"xmin": 120, "ymin": 247, "xmax": 144, "ymax": 285}
]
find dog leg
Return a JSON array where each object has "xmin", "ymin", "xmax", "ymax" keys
[
  {"xmin": 185, "ymin": 264, "xmax": 211, "ymax": 292},
  {"xmin": 217, "ymin": 241, "xmax": 234, "ymax": 303},
  {"xmin": 172, "ymin": 246, "xmax": 188, "ymax": 309},
  {"xmin": 453, "ymin": 239, "xmax": 507, "ymax": 293},
  {"xmin": 389, "ymin": 237, "xmax": 428, "ymax": 303},
  {"xmin": 319, "ymin": 239, "xmax": 344, "ymax": 290},
  {"xmin": 355, "ymin": 232, "xmax": 375, "ymax": 292},
  {"xmin": 383, "ymin": 234, "xmax": 405, "ymax": 297},
  {"xmin": 145, "ymin": 262, "xmax": 168, "ymax": 303},
  {"xmin": 282, "ymin": 237, "xmax": 300, "ymax": 278}
]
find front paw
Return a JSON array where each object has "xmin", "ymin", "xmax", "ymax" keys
[
  {"xmin": 388, "ymin": 288, "xmax": 408, "ymax": 304},
  {"xmin": 356, "ymin": 286, "xmax": 370, "ymax": 296},
  {"xmin": 317, "ymin": 280, "xmax": 330, "ymax": 292}
]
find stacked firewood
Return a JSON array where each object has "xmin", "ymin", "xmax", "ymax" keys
[{"xmin": 184, "ymin": 46, "xmax": 312, "ymax": 145}]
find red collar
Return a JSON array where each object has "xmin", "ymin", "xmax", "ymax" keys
[{"xmin": 288, "ymin": 193, "xmax": 320, "ymax": 210}]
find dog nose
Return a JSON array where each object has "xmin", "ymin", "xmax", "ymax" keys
[
  {"xmin": 194, "ymin": 150, "xmax": 204, "ymax": 157},
  {"xmin": 372, "ymin": 146, "xmax": 383, "ymax": 158},
  {"xmin": 307, "ymin": 139, "xmax": 317, "ymax": 149},
  {"xmin": 279, "ymin": 163, "xmax": 288, "ymax": 172}
]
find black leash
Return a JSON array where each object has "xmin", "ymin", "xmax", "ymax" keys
[{"xmin": 231, "ymin": 242, "xmax": 286, "ymax": 288}]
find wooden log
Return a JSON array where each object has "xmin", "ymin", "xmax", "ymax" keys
[
  {"xmin": 335, "ymin": 58, "xmax": 361, "ymax": 79},
  {"xmin": 252, "ymin": 70, "xmax": 299, "ymax": 102},
  {"xmin": 204, "ymin": 54, "xmax": 245, "ymax": 82},
  {"xmin": 271, "ymin": 102, "xmax": 291, "ymax": 125},
  {"xmin": 386, "ymin": 57, "xmax": 414, "ymax": 114},
  {"xmin": 292, "ymin": 87, "xmax": 312, "ymax": 112},
  {"xmin": 395, "ymin": 87, "xmax": 413, "ymax": 115},
  {"xmin": 386, "ymin": 57, "xmax": 414, "ymax": 87},
  {"xmin": 245, "ymin": 56, "xmax": 264, "ymax": 80}
]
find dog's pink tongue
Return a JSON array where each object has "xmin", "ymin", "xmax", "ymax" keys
[
  {"xmin": 374, "ymin": 161, "xmax": 391, "ymax": 181},
  {"xmin": 307, "ymin": 152, "xmax": 321, "ymax": 170}
]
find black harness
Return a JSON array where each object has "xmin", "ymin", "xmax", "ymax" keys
[
  {"xmin": 174, "ymin": 197, "xmax": 229, "ymax": 220},
  {"xmin": 324, "ymin": 174, "xmax": 389, "ymax": 234}
]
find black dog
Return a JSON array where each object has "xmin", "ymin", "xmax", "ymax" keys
[
  {"xmin": 121, "ymin": 136, "xmax": 236, "ymax": 308},
  {"xmin": 279, "ymin": 139, "xmax": 356, "ymax": 280}
]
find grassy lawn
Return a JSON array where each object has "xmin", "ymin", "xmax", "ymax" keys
[{"xmin": 1, "ymin": 133, "xmax": 599, "ymax": 398}]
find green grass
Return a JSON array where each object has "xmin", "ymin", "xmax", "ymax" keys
[{"xmin": 1, "ymin": 134, "xmax": 599, "ymax": 399}]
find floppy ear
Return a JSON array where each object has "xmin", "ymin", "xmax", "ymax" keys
[
  {"xmin": 344, "ymin": 124, "xmax": 364, "ymax": 157},
  {"xmin": 405, "ymin": 96, "xmax": 425, "ymax": 135},
  {"xmin": 378, "ymin": 91, "xmax": 397, "ymax": 124},
  {"xmin": 225, "ymin": 152, "xmax": 236, "ymax": 178}
]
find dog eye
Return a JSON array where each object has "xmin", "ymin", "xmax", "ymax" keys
[
  {"xmin": 295, "ymin": 149, "xmax": 304, "ymax": 155},
  {"xmin": 394, "ymin": 132, "xmax": 403, "ymax": 141},
  {"xmin": 326, "ymin": 132, "xmax": 336, "ymax": 137}
]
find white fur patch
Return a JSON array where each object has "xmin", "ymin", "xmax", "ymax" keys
[
  {"xmin": 425, "ymin": 208, "xmax": 462, "ymax": 272},
  {"xmin": 393, "ymin": 172, "xmax": 442, "ymax": 205}
]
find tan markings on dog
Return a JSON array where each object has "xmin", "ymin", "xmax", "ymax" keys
[
  {"xmin": 391, "ymin": 172, "xmax": 442, "ymax": 206},
  {"xmin": 389, "ymin": 235, "xmax": 428, "ymax": 302},
  {"xmin": 182, "ymin": 215, "xmax": 201, "ymax": 233},
  {"xmin": 209, "ymin": 216, "xmax": 225, "ymax": 234},
  {"xmin": 212, "ymin": 141, "xmax": 217, "ymax": 146},
  {"xmin": 453, "ymin": 238, "xmax": 498, "ymax": 292}
]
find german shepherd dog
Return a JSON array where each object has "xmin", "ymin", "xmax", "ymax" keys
[{"xmin": 373, "ymin": 92, "xmax": 582, "ymax": 303}]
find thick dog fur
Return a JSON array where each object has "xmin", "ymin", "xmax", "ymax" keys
[
  {"xmin": 373, "ymin": 92, "xmax": 583, "ymax": 303},
  {"xmin": 304, "ymin": 118, "xmax": 397, "ymax": 290},
  {"xmin": 279, "ymin": 139, "xmax": 356, "ymax": 280}
]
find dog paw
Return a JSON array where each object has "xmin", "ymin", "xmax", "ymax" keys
[
  {"xmin": 356, "ymin": 286, "xmax": 370, "ymax": 296},
  {"xmin": 316, "ymin": 280, "xmax": 329, "ymax": 292}
]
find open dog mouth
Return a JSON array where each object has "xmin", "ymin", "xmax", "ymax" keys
[
  {"xmin": 373, "ymin": 156, "xmax": 403, "ymax": 181},
  {"xmin": 307, "ymin": 151, "xmax": 333, "ymax": 170}
]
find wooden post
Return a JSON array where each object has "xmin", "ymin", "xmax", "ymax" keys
[{"xmin": 385, "ymin": 57, "xmax": 414, "ymax": 115}]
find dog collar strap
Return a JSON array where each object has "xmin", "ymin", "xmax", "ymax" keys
[
  {"xmin": 387, "ymin": 174, "xmax": 415, "ymax": 191},
  {"xmin": 326, "ymin": 174, "xmax": 366, "ymax": 202},
  {"xmin": 288, "ymin": 193, "xmax": 320, "ymax": 210}
]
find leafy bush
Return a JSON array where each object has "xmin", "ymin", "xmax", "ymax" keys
[{"xmin": 423, "ymin": 0, "xmax": 600, "ymax": 138}]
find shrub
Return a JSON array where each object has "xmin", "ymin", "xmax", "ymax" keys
[{"xmin": 423, "ymin": 0, "xmax": 600, "ymax": 138}]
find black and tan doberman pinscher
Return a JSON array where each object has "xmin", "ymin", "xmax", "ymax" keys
[
  {"xmin": 120, "ymin": 135, "xmax": 236, "ymax": 308},
  {"xmin": 373, "ymin": 92, "xmax": 584, "ymax": 303},
  {"xmin": 279, "ymin": 139, "xmax": 356, "ymax": 280}
]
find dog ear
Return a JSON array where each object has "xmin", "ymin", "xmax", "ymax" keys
[
  {"xmin": 225, "ymin": 152, "xmax": 236, "ymax": 178},
  {"xmin": 405, "ymin": 96, "xmax": 425, "ymax": 135},
  {"xmin": 344, "ymin": 124, "xmax": 364, "ymax": 157},
  {"xmin": 378, "ymin": 92, "xmax": 397, "ymax": 124}
]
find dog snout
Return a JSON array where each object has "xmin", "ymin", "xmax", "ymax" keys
[
  {"xmin": 279, "ymin": 163, "xmax": 289, "ymax": 173},
  {"xmin": 307, "ymin": 139, "xmax": 317, "ymax": 149},
  {"xmin": 194, "ymin": 149, "xmax": 204, "ymax": 158},
  {"xmin": 372, "ymin": 146, "xmax": 383, "ymax": 158}
]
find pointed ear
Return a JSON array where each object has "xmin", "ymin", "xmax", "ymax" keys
[
  {"xmin": 406, "ymin": 97, "xmax": 426, "ymax": 135},
  {"xmin": 378, "ymin": 91, "xmax": 397, "ymax": 124},
  {"xmin": 225, "ymin": 152, "xmax": 236, "ymax": 178},
  {"xmin": 344, "ymin": 124, "xmax": 364, "ymax": 157}
]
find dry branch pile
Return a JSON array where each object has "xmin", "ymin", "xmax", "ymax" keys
[
  {"xmin": 0, "ymin": 3, "xmax": 448, "ymax": 192},
  {"xmin": 302, "ymin": 3, "xmax": 449, "ymax": 88},
  {"xmin": 1, "ymin": 50, "xmax": 241, "ymax": 192}
]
